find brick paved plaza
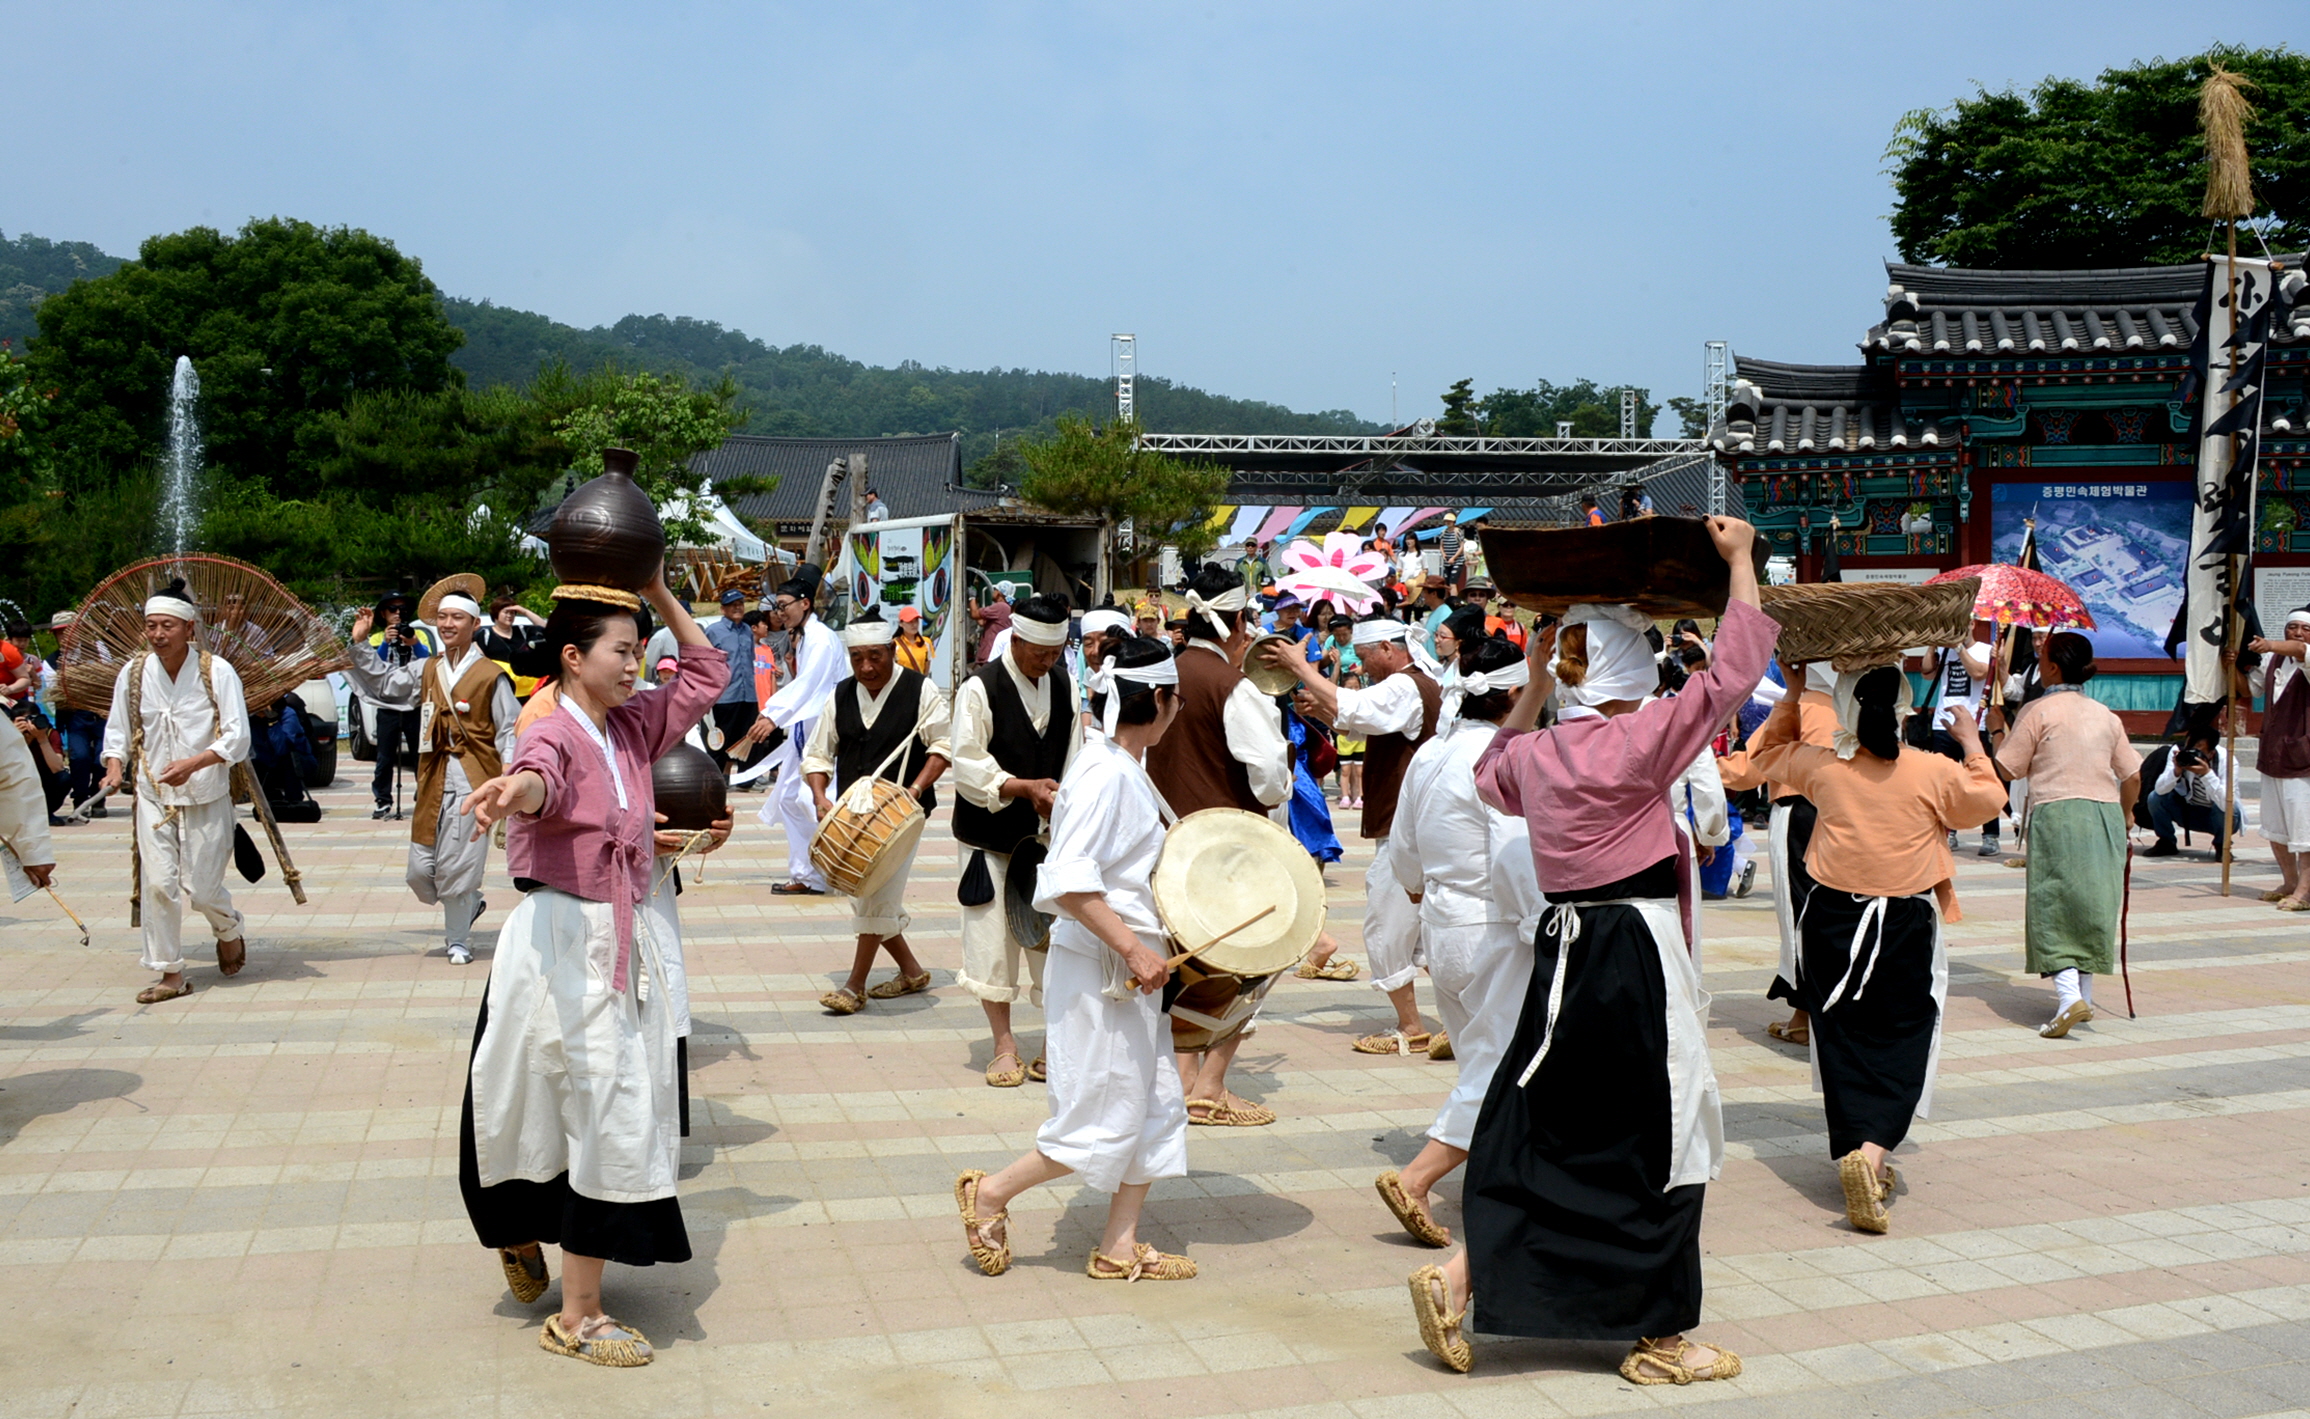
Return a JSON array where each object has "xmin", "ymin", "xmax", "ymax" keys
[{"xmin": 3, "ymin": 769, "xmax": 2307, "ymax": 1419}]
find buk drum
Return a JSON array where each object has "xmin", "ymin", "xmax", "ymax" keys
[
  {"xmin": 1152, "ymin": 808, "xmax": 1328, "ymax": 1055},
  {"xmin": 809, "ymin": 776, "xmax": 925, "ymax": 899}
]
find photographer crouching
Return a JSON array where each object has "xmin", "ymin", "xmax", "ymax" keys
[{"xmin": 2141, "ymin": 725, "xmax": 2242, "ymax": 859}]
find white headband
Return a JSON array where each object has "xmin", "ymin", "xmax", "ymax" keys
[
  {"xmin": 1080, "ymin": 609, "xmax": 1130, "ymax": 638},
  {"xmin": 843, "ymin": 618, "xmax": 895, "ymax": 648},
  {"xmin": 2288, "ymin": 606, "xmax": 2310, "ymax": 634},
  {"xmin": 1010, "ymin": 613, "xmax": 1069, "ymax": 647},
  {"xmin": 144, "ymin": 595, "xmax": 197, "ymax": 622},
  {"xmin": 1089, "ymin": 653, "xmax": 1181, "ymax": 737},
  {"xmin": 1459, "ymin": 659, "xmax": 1531, "ymax": 697},
  {"xmin": 1351, "ymin": 618, "xmax": 1409, "ymax": 647},
  {"xmin": 437, "ymin": 594, "xmax": 482, "ymax": 621},
  {"xmin": 1184, "ymin": 583, "xmax": 1248, "ymax": 637}
]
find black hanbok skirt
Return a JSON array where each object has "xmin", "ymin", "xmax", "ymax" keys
[
  {"xmin": 1792, "ymin": 888, "xmax": 1939, "ymax": 1158},
  {"xmin": 1463, "ymin": 863, "xmax": 1704, "ymax": 1341},
  {"xmin": 458, "ymin": 994, "xmax": 692, "ymax": 1266}
]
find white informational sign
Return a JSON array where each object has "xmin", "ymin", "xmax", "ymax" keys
[
  {"xmin": 2258, "ymin": 566, "xmax": 2310, "ymax": 640},
  {"xmin": 1843, "ymin": 567, "xmax": 1938, "ymax": 585},
  {"xmin": 829, "ymin": 514, "xmax": 963, "ymax": 692}
]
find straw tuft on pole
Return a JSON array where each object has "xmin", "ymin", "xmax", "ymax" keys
[{"xmin": 2200, "ymin": 64, "xmax": 2258, "ymax": 220}]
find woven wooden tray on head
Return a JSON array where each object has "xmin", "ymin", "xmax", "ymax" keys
[
  {"xmin": 1758, "ymin": 578, "xmax": 1979, "ymax": 669},
  {"xmin": 58, "ymin": 555, "xmax": 353, "ymax": 713},
  {"xmin": 1484, "ymin": 517, "xmax": 1771, "ymax": 620}
]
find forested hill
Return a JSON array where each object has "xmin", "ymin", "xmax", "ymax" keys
[
  {"xmin": 444, "ymin": 298, "xmax": 1383, "ymax": 464},
  {"xmin": 0, "ymin": 232, "xmax": 125, "ymax": 347}
]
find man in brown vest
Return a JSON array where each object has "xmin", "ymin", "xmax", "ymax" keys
[
  {"xmin": 1145, "ymin": 565, "xmax": 1295, "ymax": 1126},
  {"xmin": 349, "ymin": 577, "xmax": 518, "ymax": 966},
  {"xmin": 1276, "ymin": 613, "xmax": 1443, "ymax": 1054}
]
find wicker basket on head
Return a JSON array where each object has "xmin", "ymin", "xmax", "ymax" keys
[
  {"xmin": 57, "ymin": 555, "xmax": 353, "ymax": 713},
  {"xmin": 1758, "ymin": 578, "xmax": 1979, "ymax": 669}
]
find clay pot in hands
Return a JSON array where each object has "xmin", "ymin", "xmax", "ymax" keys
[
  {"xmin": 548, "ymin": 448, "xmax": 664, "ymax": 593},
  {"xmin": 652, "ymin": 741, "xmax": 728, "ymax": 831}
]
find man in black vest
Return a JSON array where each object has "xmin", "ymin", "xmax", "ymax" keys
[
  {"xmin": 801, "ymin": 609, "xmax": 953, "ymax": 1015},
  {"xmin": 950, "ymin": 593, "xmax": 1076, "ymax": 1087}
]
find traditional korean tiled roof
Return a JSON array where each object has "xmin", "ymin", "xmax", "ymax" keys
[
  {"xmin": 1866, "ymin": 259, "xmax": 2310, "ymax": 354},
  {"xmin": 1711, "ymin": 357, "xmax": 1959, "ymax": 456}
]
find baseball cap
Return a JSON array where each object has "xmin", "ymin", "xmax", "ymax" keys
[
  {"xmin": 719, "ymin": 589, "xmax": 746, "ymax": 606},
  {"xmin": 897, "ymin": 605, "xmax": 920, "ymax": 622}
]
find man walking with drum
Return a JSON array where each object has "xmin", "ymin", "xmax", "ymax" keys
[
  {"xmin": 801, "ymin": 608, "xmax": 952, "ymax": 1014},
  {"xmin": 951, "ymin": 594, "xmax": 1077, "ymax": 1086},
  {"xmin": 1145, "ymin": 564, "xmax": 1294, "ymax": 1126}
]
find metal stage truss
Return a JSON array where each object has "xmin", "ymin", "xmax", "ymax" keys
[{"xmin": 1134, "ymin": 432, "xmax": 1710, "ymax": 501}]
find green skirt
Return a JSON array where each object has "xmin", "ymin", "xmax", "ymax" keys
[{"xmin": 2024, "ymin": 798, "xmax": 2125, "ymax": 975}]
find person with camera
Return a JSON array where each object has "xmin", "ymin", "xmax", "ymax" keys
[
  {"xmin": 358, "ymin": 591, "xmax": 437, "ymax": 820},
  {"xmin": 2141, "ymin": 728, "xmax": 2241, "ymax": 859}
]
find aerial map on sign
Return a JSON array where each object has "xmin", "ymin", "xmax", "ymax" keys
[{"xmin": 1989, "ymin": 481, "xmax": 2191, "ymax": 660}]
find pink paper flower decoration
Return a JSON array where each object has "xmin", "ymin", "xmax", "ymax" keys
[{"xmin": 1273, "ymin": 532, "xmax": 1390, "ymax": 612}]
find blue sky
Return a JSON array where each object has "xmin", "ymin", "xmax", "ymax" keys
[{"xmin": 7, "ymin": 2, "xmax": 2298, "ymax": 426}]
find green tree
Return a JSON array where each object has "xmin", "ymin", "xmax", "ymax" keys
[
  {"xmin": 548, "ymin": 367, "xmax": 748, "ymax": 545},
  {"xmin": 1017, "ymin": 415, "xmax": 1231, "ymax": 560},
  {"xmin": 1477, "ymin": 380, "xmax": 1657, "ymax": 438},
  {"xmin": 1436, "ymin": 377, "xmax": 1481, "ymax": 435},
  {"xmin": 1665, "ymin": 396, "xmax": 1709, "ymax": 438},
  {"xmin": 0, "ymin": 340, "xmax": 57, "ymax": 506},
  {"xmin": 963, "ymin": 434, "xmax": 1031, "ymax": 490},
  {"xmin": 27, "ymin": 218, "xmax": 464, "ymax": 500},
  {"xmin": 1, "ymin": 231, "xmax": 126, "ymax": 348},
  {"xmin": 1886, "ymin": 45, "xmax": 2310, "ymax": 268}
]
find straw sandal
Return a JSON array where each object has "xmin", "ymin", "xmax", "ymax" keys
[
  {"xmin": 1766, "ymin": 1019, "xmax": 1809, "ymax": 1047},
  {"xmin": 1407, "ymin": 1264, "xmax": 1472, "ymax": 1373},
  {"xmin": 1186, "ymin": 1096, "xmax": 1275, "ymax": 1126},
  {"xmin": 540, "ymin": 1313, "xmax": 652, "ymax": 1367},
  {"xmin": 819, "ymin": 987, "xmax": 864, "ymax": 1015},
  {"xmin": 1026, "ymin": 1056, "xmax": 1047, "ymax": 1083},
  {"xmin": 499, "ymin": 1245, "xmax": 550, "ymax": 1303},
  {"xmin": 215, "ymin": 938, "xmax": 246, "ymax": 977},
  {"xmin": 1353, "ymin": 1029, "xmax": 1433, "ymax": 1055},
  {"xmin": 1375, "ymin": 1171, "xmax": 1451, "ymax": 1247},
  {"xmin": 2038, "ymin": 1000, "xmax": 2092, "ymax": 1039},
  {"xmin": 1087, "ymin": 1243, "xmax": 1197, "ymax": 1281},
  {"xmin": 866, "ymin": 971, "xmax": 931, "ymax": 999},
  {"xmin": 1295, "ymin": 956, "xmax": 1362, "ymax": 981},
  {"xmin": 2277, "ymin": 898, "xmax": 2310, "ymax": 912},
  {"xmin": 2260, "ymin": 889, "xmax": 2290, "ymax": 902},
  {"xmin": 985, "ymin": 1051, "xmax": 1027, "ymax": 1087},
  {"xmin": 954, "ymin": 1170, "xmax": 1011, "ymax": 1276},
  {"xmin": 1619, "ymin": 1336, "xmax": 1742, "ymax": 1385},
  {"xmin": 136, "ymin": 980, "xmax": 193, "ymax": 1004},
  {"xmin": 1427, "ymin": 1031, "xmax": 1453, "ymax": 1061},
  {"xmin": 1838, "ymin": 1149, "xmax": 1893, "ymax": 1234}
]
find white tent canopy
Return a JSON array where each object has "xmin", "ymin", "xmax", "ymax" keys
[{"xmin": 660, "ymin": 487, "xmax": 769, "ymax": 562}]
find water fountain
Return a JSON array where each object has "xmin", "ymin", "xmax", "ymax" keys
[{"xmin": 160, "ymin": 355, "xmax": 201, "ymax": 558}]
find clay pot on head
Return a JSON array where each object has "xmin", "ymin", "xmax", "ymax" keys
[
  {"xmin": 549, "ymin": 447, "xmax": 664, "ymax": 592},
  {"xmin": 652, "ymin": 741, "xmax": 728, "ymax": 832}
]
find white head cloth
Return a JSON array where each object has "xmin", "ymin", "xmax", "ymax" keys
[
  {"xmin": 1804, "ymin": 662, "xmax": 1839, "ymax": 696},
  {"xmin": 2287, "ymin": 605, "xmax": 2310, "ymax": 634},
  {"xmin": 843, "ymin": 617, "xmax": 895, "ymax": 649},
  {"xmin": 1184, "ymin": 583, "xmax": 1248, "ymax": 637},
  {"xmin": 1080, "ymin": 608, "xmax": 1130, "ymax": 638},
  {"xmin": 437, "ymin": 594, "xmax": 483, "ymax": 621},
  {"xmin": 1560, "ymin": 603, "xmax": 1655, "ymax": 706},
  {"xmin": 1090, "ymin": 652, "xmax": 1181, "ymax": 738},
  {"xmin": 1351, "ymin": 617, "xmax": 1409, "ymax": 648},
  {"xmin": 144, "ymin": 594, "xmax": 197, "ymax": 623},
  {"xmin": 1831, "ymin": 662, "xmax": 1913, "ymax": 760},
  {"xmin": 1011, "ymin": 611, "xmax": 1069, "ymax": 647},
  {"xmin": 1458, "ymin": 658, "xmax": 1531, "ymax": 698}
]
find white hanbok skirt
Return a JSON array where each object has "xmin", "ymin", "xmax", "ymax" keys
[{"xmin": 1035, "ymin": 932, "xmax": 1189, "ymax": 1194}]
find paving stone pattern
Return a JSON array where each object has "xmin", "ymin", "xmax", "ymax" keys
[{"xmin": 2, "ymin": 772, "xmax": 2305, "ymax": 1417}]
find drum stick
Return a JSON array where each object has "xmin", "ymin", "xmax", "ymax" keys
[{"xmin": 1157, "ymin": 905, "xmax": 1277, "ymax": 972}]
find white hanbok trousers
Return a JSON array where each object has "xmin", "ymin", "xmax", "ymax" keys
[
  {"xmin": 1423, "ymin": 918, "xmax": 1534, "ymax": 1149},
  {"xmin": 1364, "ymin": 835, "xmax": 1423, "ymax": 992},
  {"xmin": 957, "ymin": 848, "xmax": 1044, "ymax": 1005},
  {"xmin": 407, "ymin": 757, "xmax": 487, "ymax": 949},
  {"xmin": 1035, "ymin": 940, "xmax": 1188, "ymax": 1194},
  {"xmin": 136, "ymin": 793, "xmax": 244, "ymax": 973},
  {"xmin": 470, "ymin": 888, "xmax": 679, "ymax": 1203},
  {"xmin": 759, "ymin": 731, "xmax": 829, "ymax": 890},
  {"xmin": 850, "ymin": 838, "xmax": 918, "ymax": 939}
]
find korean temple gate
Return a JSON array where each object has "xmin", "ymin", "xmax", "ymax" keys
[{"xmin": 1710, "ymin": 258, "xmax": 2310, "ymax": 727}]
